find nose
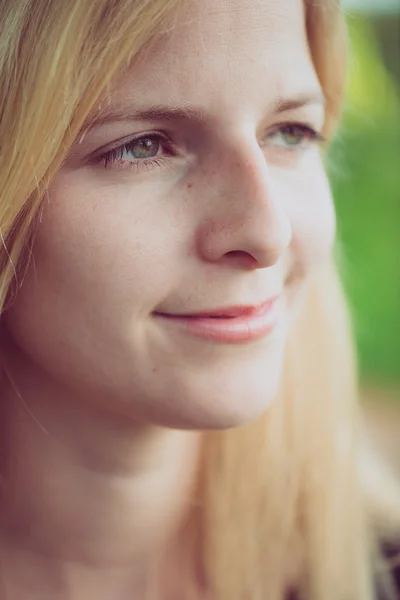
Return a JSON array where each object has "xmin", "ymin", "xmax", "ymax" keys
[{"xmin": 197, "ymin": 143, "xmax": 292, "ymax": 270}]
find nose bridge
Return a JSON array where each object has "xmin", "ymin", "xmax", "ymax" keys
[
  {"xmin": 198, "ymin": 141, "xmax": 292, "ymax": 268},
  {"xmin": 230, "ymin": 145, "xmax": 275, "ymax": 214},
  {"xmin": 213, "ymin": 139, "xmax": 282, "ymax": 223}
]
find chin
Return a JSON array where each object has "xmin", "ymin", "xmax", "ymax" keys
[
  {"xmin": 170, "ymin": 339, "xmax": 287, "ymax": 431},
  {"xmin": 101, "ymin": 321, "xmax": 288, "ymax": 431},
  {"xmin": 137, "ymin": 363, "xmax": 284, "ymax": 432},
  {"xmin": 197, "ymin": 378, "xmax": 281, "ymax": 430}
]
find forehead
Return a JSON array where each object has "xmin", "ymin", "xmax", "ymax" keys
[{"xmin": 103, "ymin": 0, "xmax": 319, "ymax": 117}]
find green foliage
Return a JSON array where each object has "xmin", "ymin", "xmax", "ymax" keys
[{"xmin": 329, "ymin": 16, "xmax": 400, "ymax": 384}]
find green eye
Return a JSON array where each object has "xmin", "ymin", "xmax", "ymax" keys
[
  {"xmin": 268, "ymin": 124, "xmax": 320, "ymax": 149},
  {"xmin": 122, "ymin": 136, "xmax": 160, "ymax": 159},
  {"xmin": 281, "ymin": 127, "xmax": 305, "ymax": 145},
  {"xmin": 93, "ymin": 132, "xmax": 175, "ymax": 170}
]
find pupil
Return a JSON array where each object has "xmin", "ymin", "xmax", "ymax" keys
[
  {"xmin": 284, "ymin": 129, "xmax": 300, "ymax": 145},
  {"xmin": 134, "ymin": 137, "xmax": 159, "ymax": 158}
]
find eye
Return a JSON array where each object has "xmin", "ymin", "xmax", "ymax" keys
[
  {"xmin": 267, "ymin": 124, "xmax": 325, "ymax": 150},
  {"xmin": 123, "ymin": 136, "xmax": 160, "ymax": 159},
  {"xmin": 91, "ymin": 133, "xmax": 174, "ymax": 170}
]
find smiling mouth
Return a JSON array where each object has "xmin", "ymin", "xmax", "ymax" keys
[
  {"xmin": 156, "ymin": 298, "xmax": 279, "ymax": 319},
  {"xmin": 153, "ymin": 297, "xmax": 281, "ymax": 343}
]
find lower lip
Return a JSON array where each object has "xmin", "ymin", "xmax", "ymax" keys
[{"xmin": 154, "ymin": 298, "xmax": 280, "ymax": 343}]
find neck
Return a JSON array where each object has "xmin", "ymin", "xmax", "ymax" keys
[{"xmin": 0, "ymin": 343, "xmax": 202, "ymax": 598}]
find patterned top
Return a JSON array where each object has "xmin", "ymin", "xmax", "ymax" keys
[{"xmin": 285, "ymin": 544, "xmax": 400, "ymax": 600}]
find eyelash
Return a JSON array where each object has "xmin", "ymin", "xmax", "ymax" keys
[
  {"xmin": 91, "ymin": 124, "xmax": 326, "ymax": 172},
  {"xmin": 266, "ymin": 124, "xmax": 326, "ymax": 151},
  {"xmin": 91, "ymin": 133, "xmax": 175, "ymax": 171}
]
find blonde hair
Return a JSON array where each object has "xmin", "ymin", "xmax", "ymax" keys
[{"xmin": 0, "ymin": 1, "xmax": 399, "ymax": 599}]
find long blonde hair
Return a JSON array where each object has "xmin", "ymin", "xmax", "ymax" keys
[{"xmin": 0, "ymin": 1, "xmax": 399, "ymax": 599}]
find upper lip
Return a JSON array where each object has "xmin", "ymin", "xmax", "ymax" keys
[{"xmin": 155, "ymin": 297, "xmax": 278, "ymax": 318}]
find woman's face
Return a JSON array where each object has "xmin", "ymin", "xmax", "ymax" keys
[{"xmin": 4, "ymin": 0, "xmax": 335, "ymax": 429}]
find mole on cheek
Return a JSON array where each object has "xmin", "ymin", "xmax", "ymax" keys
[{"xmin": 187, "ymin": 182, "xmax": 193, "ymax": 189}]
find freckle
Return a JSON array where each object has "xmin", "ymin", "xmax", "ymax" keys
[{"xmin": 187, "ymin": 182, "xmax": 193, "ymax": 189}]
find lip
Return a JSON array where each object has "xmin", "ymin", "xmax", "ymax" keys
[{"xmin": 153, "ymin": 297, "xmax": 280, "ymax": 343}]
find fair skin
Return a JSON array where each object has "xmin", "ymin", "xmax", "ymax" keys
[{"xmin": 0, "ymin": 0, "xmax": 335, "ymax": 597}]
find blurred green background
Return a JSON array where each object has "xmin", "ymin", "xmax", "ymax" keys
[{"xmin": 329, "ymin": 1, "xmax": 400, "ymax": 388}]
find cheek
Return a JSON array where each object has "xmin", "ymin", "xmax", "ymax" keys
[
  {"xmin": 35, "ymin": 177, "xmax": 186, "ymax": 307},
  {"xmin": 6, "ymin": 176, "xmax": 191, "ymax": 352},
  {"xmin": 288, "ymin": 162, "xmax": 336, "ymax": 270}
]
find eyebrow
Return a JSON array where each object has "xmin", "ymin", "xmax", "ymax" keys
[{"xmin": 79, "ymin": 91, "xmax": 325, "ymax": 136}]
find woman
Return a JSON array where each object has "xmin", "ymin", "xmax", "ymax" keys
[{"xmin": 0, "ymin": 0, "xmax": 399, "ymax": 598}]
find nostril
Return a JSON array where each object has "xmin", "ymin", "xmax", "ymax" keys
[{"xmin": 224, "ymin": 251, "xmax": 259, "ymax": 269}]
